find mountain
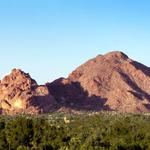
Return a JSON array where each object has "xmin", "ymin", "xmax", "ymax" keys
[
  {"xmin": 48, "ymin": 51, "xmax": 150, "ymax": 113},
  {"xmin": 0, "ymin": 69, "xmax": 55, "ymax": 115},
  {"xmin": 1, "ymin": 51, "xmax": 150, "ymax": 114}
]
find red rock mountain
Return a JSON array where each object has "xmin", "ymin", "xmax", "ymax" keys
[
  {"xmin": 0, "ymin": 69, "xmax": 55, "ymax": 114},
  {"xmin": 48, "ymin": 51, "xmax": 150, "ymax": 113},
  {"xmin": 1, "ymin": 51, "xmax": 150, "ymax": 114}
]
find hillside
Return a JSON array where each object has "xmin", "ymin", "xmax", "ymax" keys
[{"xmin": 48, "ymin": 51, "xmax": 150, "ymax": 113}]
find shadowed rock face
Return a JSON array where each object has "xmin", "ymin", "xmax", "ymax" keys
[
  {"xmin": 48, "ymin": 51, "xmax": 150, "ymax": 113},
  {"xmin": 0, "ymin": 69, "xmax": 55, "ymax": 115}
]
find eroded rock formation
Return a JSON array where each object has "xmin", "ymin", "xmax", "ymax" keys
[{"xmin": 0, "ymin": 69, "xmax": 55, "ymax": 115}]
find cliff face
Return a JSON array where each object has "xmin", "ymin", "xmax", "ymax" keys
[
  {"xmin": 0, "ymin": 69, "xmax": 55, "ymax": 115},
  {"xmin": 48, "ymin": 51, "xmax": 150, "ymax": 113}
]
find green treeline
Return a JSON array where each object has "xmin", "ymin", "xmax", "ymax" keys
[{"xmin": 0, "ymin": 112, "xmax": 150, "ymax": 150}]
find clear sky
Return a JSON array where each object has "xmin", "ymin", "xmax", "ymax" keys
[{"xmin": 0, "ymin": 0, "xmax": 150, "ymax": 84}]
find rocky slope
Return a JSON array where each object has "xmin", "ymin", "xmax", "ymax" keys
[
  {"xmin": 0, "ymin": 69, "xmax": 55, "ymax": 115},
  {"xmin": 48, "ymin": 51, "xmax": 150, "ymax": 113}
]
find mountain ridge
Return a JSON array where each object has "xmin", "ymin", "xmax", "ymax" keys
[{"xmin": 1, "ymin": 51, "xmax": 150, "ymax": 114}]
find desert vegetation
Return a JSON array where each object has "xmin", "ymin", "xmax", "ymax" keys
[{"xmin": 0, "ymin": 112, "xmax": 150, "ymax": 149}]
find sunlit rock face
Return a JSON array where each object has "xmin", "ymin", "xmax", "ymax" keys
[
  {"xmin": 0, "ymin": 69, "xmax": 56, "ymax": 115},
  {"xmin": 13, "ymin": 99, "xmax": 24, "ymax": 109}
]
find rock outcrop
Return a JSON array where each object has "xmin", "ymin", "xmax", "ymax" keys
[
  {"xmin": 48, "ymin": 51, "xmax": 150, "ymax": 113},
  {"xmin": 0, "ymin": 69, "xmax": 55, "ymax": 115}
]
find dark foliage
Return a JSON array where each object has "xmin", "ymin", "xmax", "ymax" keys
[{"xmin": 0, "ymin": 112, "xmax": 150, "ymax": 149}]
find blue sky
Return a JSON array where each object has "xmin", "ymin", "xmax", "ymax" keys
[{"xmin": 0, "ymin": 0, "xmax": 150, "ymax": 84}]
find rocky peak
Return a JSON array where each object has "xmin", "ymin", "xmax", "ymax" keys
[
  {"xmin": 0, "ymin": 69, "xmax": 55, "ymax": 115},
  {"xmin": 1, "ymin": 69, "xmax": 37, "ymax": 88},
  {"xmin": 49, "ymin": 51, "xmax": 150, "ymax": 113},
  {"xmin": 104, "ymin": 51, "xmax": 129, "ymax": 60}
]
